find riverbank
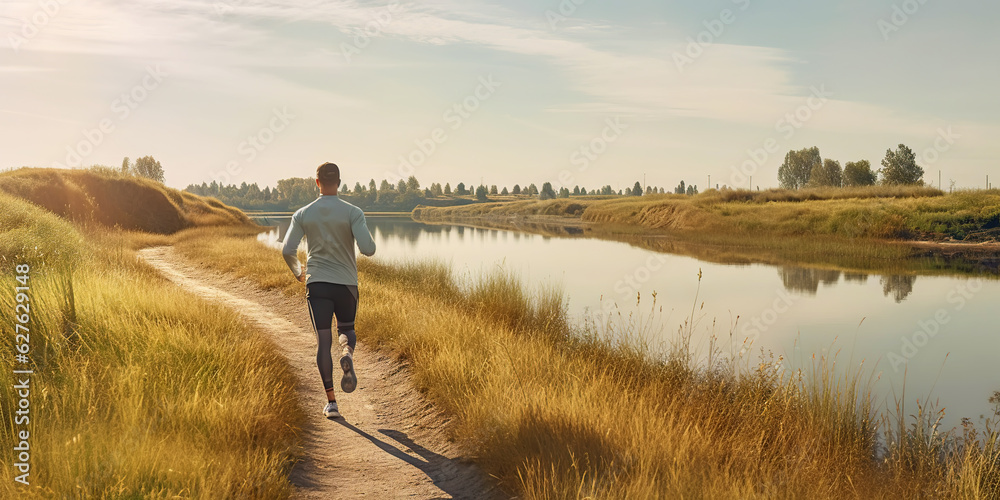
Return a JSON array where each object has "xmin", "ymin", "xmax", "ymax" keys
[
  {"xmin": 412, "ymin": 187, "xmax": 1000, "ymax": 275},
  {"xmin": 171, "ymin": 224, "xmax": 999, "ymax": 499}
]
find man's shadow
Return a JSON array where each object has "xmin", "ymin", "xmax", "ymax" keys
[{"xmin": 333, "ymin": 418, "xmax": 494, "ymax": 499}]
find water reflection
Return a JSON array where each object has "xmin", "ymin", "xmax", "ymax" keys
[
  {"xmin": 778, "ymin": 267, "xmax": 843, "ymax": 294},
  {"xmin": 844, "ymin": 273, "xmax": 868, "ymax": 283},
  {"xmin": 880, "ymin": 275, "xmax": 917, "ymax": 303},
  {"xmin": 777, "ymin": 266, "xmax": 917, "ymax": 302}
]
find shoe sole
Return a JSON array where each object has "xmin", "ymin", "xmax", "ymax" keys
[
  {"xmin": 340, "ymin": 355, "xmax": 357, "ymax": 393},
  {"xmin": 324, "ymin": 409, "xmax": 342, "ymax": 419}
]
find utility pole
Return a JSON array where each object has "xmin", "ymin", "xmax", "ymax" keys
[
  {"xmin": 749, "ymin": 175, "xmax": 752, "ymax": 190},
  {"xmin": 939, "ymin": 170, "xmax": 941, "ymax": 190},
  {"xmin": 708, "ymin": 174, "xmax": 711, "ymax": 190}
]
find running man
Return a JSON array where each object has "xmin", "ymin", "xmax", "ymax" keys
[{"xmin": 282, "ymin": 162, "xmax": 376, "ymax": 419}]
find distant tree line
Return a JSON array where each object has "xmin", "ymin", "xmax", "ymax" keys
[
  {"xmin": 777, "ymin": 144, "xmax": 924, "ymax": 190},
  {"xmin": 184, "ymin": 175, "xmax": 690, "ymax": 212}
]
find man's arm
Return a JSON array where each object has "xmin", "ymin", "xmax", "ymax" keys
[
  {"xmin": 352, "ymin": 209, "xmax": 376, "ymax": 256},
  {"xmin": 282, "ymin": 212, "xmax": 305, "ymax": 280}
]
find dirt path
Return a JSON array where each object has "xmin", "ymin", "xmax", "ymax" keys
[{"xmin": 138, "ymin": 246, "xmax": 501, "ymax": 500}]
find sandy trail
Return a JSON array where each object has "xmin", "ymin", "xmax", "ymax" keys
[{"xmin": 138, "ymin": 246, "xmax": 500, "ymax": 499}]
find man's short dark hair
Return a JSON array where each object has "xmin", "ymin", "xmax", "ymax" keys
[{"xmin": 317, "ymin": 162, "xmax": 340, "ymax": 186}]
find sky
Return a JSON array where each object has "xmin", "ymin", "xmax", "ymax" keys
[{"xmin": 1, "ymin": 0, "xmax": 998, "ymax": 192}]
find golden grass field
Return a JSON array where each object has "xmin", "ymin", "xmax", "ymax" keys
[
  {"xmin": 0, "ymin": 172, "xmax": 303, "ymax": 497},
  {"xmin": 2, "ymin": 170, "xmax": 998, "ymax": 498}
]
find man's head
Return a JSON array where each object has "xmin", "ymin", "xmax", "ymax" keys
[{"xmin": 316, "ymin": 162, "xmax": 340, "ymax": 193}]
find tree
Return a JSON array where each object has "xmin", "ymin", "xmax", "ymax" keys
[
  {"xmin": 808, "ymin": 159, "xmax": 843, "ymax": 187},
  {"xmin": 354, "ymin": 182, "xmax": 364, "ymax": 193},
  {"xmin": 558, "ymin": 187, "xmax": 570, "ymax": 198},
  {"xmin": 380, "ymin": 179, "xmax": 392, "ymax": 192},
  {"xmin": 501, "ymin": 187, "xmax": 508, "ymax": 195},
  {"xmin": 276, "ymin": 177, "xmax": 318, "ymax": 208},
  {"xmin": 778, "ymin": 147, "xmax": 822, "ymax": 189},
  {"xmin": 121, "ymin": 156, "xmax": 130, "ymax": 174},
  {"xmin": 512, "ymin": 184, "xmax": 521, "ymax": 195},
  {"xmin": 475, "ymin": 185, "xmax": 489, "ymax": 201},
  {"xmin": 674, "ymin": 180, "xmax": 686, "ymax": 194},
  {"xmin": 880, "ymin": 144, "xmax": 924, "ymax": 185},
  {"xmin": 444, "ymin": 183, "xmax": 451, "ymax": 195},
  {"xmin": 686, "ymin": 184, "xmax": 698, "ymax": 195},
  {"xmin": 843, "ymin": 160, "xmax": 877, "ymax": 187},
  {"xmin": 632, "ymin": 181, "xmax": 643, "ymax": 196},
  {"xmin": 397, "ymin": 179, "xmax": 407, "ymax": 193},
  {"xmin": 406, "ymin": 176, "xmax": 420, "ymax": 192},
  {"xmin": 133, "ymin": 156, "xmax": 165, "ymax": 183},
  {"xmin": 527, "ymin": 184, "xmax": 538, "ymax": 195},
  {"xmin": 539, "ymin": 182, "xmax": 556, "ymax": 200},
  {"xmin": 490, "ymin": 185, "xmax": 498, "ymax": 195},
  {"xmin": 456, "ymin": 182, "xmax": 467, "ymax": 195}
]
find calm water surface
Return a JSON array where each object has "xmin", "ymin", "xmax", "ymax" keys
[{"xmin": 263, "ymin": 216, "xmax": 1000, "ymax": 428}]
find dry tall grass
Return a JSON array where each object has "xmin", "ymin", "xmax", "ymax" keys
[
  {"xmin": 170, "ymin": 227, "xmax": 1000, "ymax": 499},
  {"xmin": 0, "ymin": 192, "xmax": 303, "ymax": 498}
]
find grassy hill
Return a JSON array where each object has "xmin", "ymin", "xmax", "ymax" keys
[{"xmin": 0, "ymin": 167, "xmax": 250, "ymax": 234}]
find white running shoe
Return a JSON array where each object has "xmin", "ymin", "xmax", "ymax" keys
[{"xmin": 323, "ymin": 401, "xmax": 341, "ymax": 419}]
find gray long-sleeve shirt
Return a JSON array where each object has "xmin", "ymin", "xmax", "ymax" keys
[{"xmin": 281, "ymin": 195, "xmax": 376, "ymax": 286}]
